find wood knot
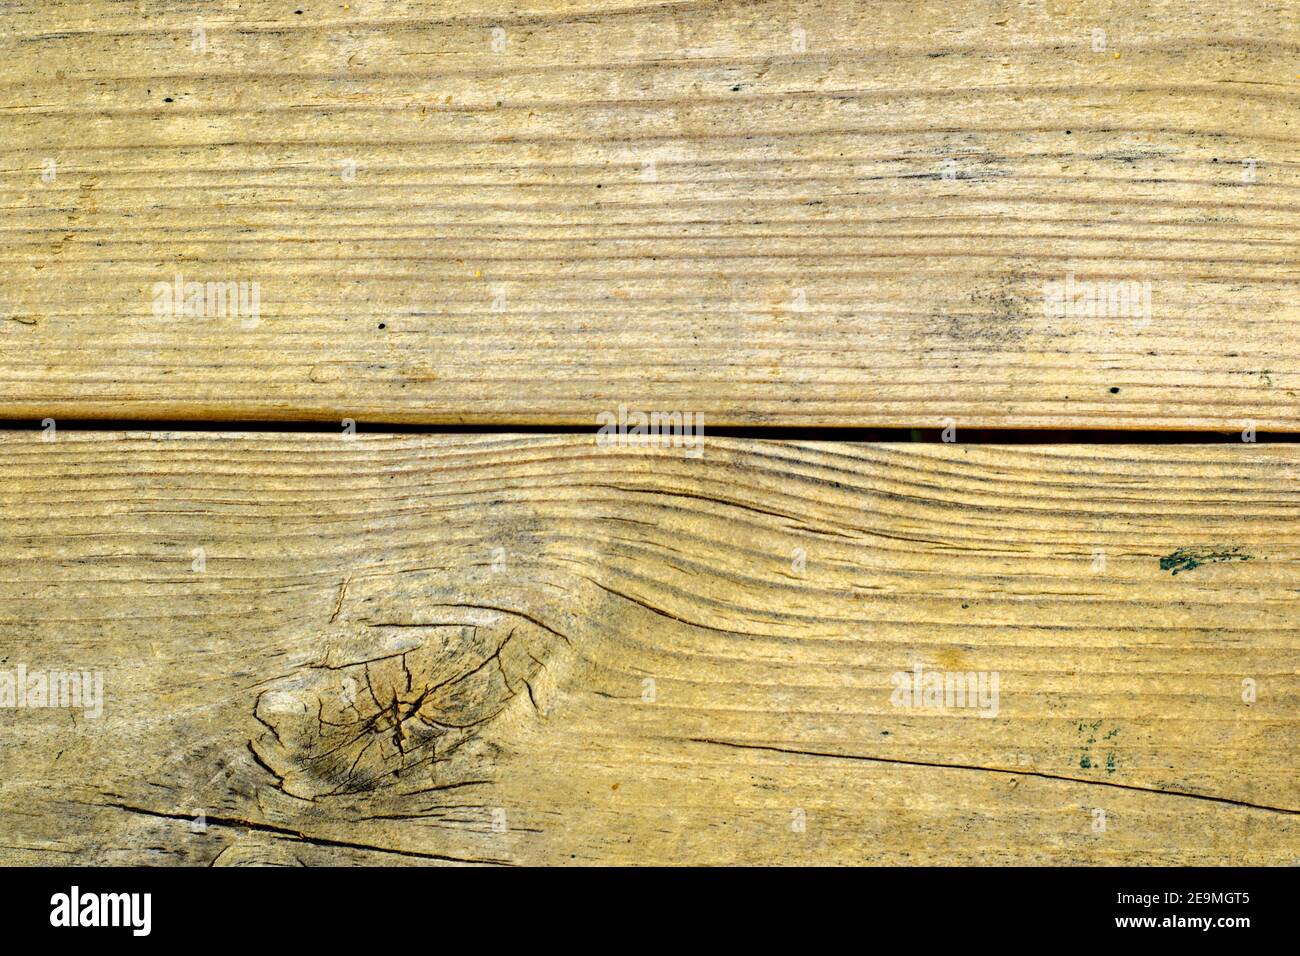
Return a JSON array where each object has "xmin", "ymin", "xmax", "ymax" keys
[{"xmin": 250, "ymin": 604, "xmax": 566, "ymax": 801}]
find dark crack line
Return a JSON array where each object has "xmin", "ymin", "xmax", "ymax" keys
[
  {"xmin": 686, "ymin": 738, "xmax": 1300, "ymax": 816},
  {"xmin": 312, "ymin": 650, "xmax": 410, "ymax": 672},
  {"xmin": 575, "ymin": 571, "xmax": 744, "ymax": 636},
  {"xmin": 99, "ymin": 801, "xmax": 516, "ymax": 865},
  {"xmin": 587, "ymin": 482, "xmax": 816, "ymax": 532},
  {"xmin": 252, "ymin": 696, "xmax": 285, "ymax": 746},
  {"xmin": 521, "ymin": 677, "xmax": 541, "ymax": 715},
  {"xmin": 427, "ymin": 626, "xmax": 519, "ymax": 700},
  {"xmin": 245, "ymin": 740, "xmax": 312, "ymax": 803},
  {"xmin": 328, "ymin": 574, "xmax": 352, "ymax": 624},
  {"xmin": 402, "ymin": 779, "xmax": 493, "ymax": 796},
  {"xmin": 365, "ymin": 603, "xmax": 573, "ymax": 647}
]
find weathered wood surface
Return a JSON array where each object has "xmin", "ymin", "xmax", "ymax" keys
[
  {"xmin": 0, "ymin": 433, "xmax": 1296, "ymax": 865},
  {"xmin": 1, "ymin": 0, "xmax": 1297, "ymax": 427}
]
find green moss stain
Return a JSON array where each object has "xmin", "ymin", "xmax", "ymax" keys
[
  {"xmin": 1077, "ymin": 720, "xmax": 1120, "ymax": 774},
  {"xmin": 1159, "ymin": 546, "xmax": 1252, "ymax": 576}
]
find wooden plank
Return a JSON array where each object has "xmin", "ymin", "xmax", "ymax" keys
[
  {"xmin": 0, "ymin": 432, "xmax": 1295, "ymax": 865},
  {"xmin": 0, "ymin": 0, "xmax": 1296, "ymax": 427}
]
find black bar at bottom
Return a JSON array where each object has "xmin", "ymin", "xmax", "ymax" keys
[{"xmin": 0, "ymin": 866, "xmax": 1286, "ymax": 939}]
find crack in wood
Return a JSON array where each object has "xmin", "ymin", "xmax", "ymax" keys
[{"xmin": 250, "ymin": 601, "xmax": 569, "ymax": 802}]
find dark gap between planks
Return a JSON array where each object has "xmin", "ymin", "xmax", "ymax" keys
[{"xmin": 0, "ymin": 419, "xmax": 1297, "ymax": 444}]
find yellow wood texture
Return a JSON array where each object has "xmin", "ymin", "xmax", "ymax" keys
[
  {"xmin": 0, "ymin": 433, "xmax": 1295, "ymax": 864},
  {"xmin": 0, "ymin": 0, "xmax": 1296, "ymax": 427}
]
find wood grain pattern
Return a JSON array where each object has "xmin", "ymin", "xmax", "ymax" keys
[
  {"xmin": 0, "ymin": 432, "xmax": 1296, "ymax": 865},
  {"xmin": 1, "ymin": 0, "xmax": 1297, "ymax": 427}
]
